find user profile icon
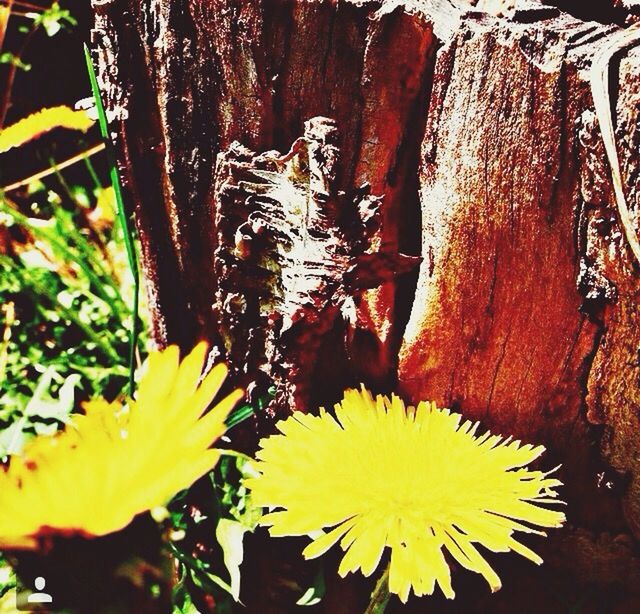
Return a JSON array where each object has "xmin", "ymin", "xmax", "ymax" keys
[
  {"xmin": 29, "ymin": 577, "xmax": 52, "ymax": 604},
  {"xmin": 15, "ymin": 575, "xmax": 54, "ymax": 611}
]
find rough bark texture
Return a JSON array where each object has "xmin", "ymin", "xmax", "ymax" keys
[
  {"xmin": 400, "ymin": 5, "xmax": 622, "ymax": 527},
  {"xmin": 212, "ymin": 117, "xmax": 418, "ymax": 419},
  {"xmin": 92, "ymin": 0, "xmax": 640, "ymax": 610}
]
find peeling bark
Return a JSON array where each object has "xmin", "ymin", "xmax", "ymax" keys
[
  {"xmin": 92, "ymin": 0, "xmax": 436, "ymax": 386},
  {"xmin": 212, "ymin": 117, "xmax": 418, "ymax": 418}
]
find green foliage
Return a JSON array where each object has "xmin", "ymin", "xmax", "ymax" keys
[
  {"xmin": 30, "ymin": 2, "xmax": 77, "ymax": 38},
  {"xmin": 225, "ymin": 396, "xmax": 260, "ymax": 430},
  {"xmin": 0, "ymin": 0, "xmax": 145, "ymax": 456},
  {"xmin": 168, "ymin": 453, "xmax": 263, "ymax": 612},
  {"xmin": 0, "ymin": 557, "xmax": 16, "ymax": 611},
  {"xmin": 0, "ymin": 53, "xmax": 30, "ymax": 71},
  {"xmin": 0, "ymin": 4, "xmax": 264, "ymax": 612},
  {"xmin": 85, "ymin": 44, "xmax": 141, "ymax": 396},
  {"xmin": 0, "ymin": 180, "xmax": 144, "ymax": 456}
]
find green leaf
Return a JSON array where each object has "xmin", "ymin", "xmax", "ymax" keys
[
  {"xmin": 297, "ymin": 588, "xmax": 323, "ymax": 607},
  {"xmin": 296, "ymin": 566, "xmax": 326, "ymax": 607},
  {"xmin": 0, "ymin": 52, "xmax": 31, "ymax": 71},
  {"xmin": 84, "ymin": 43, "xmax": 140, "ymax": 396},
  {"xmin": 225, "ymin": 388, "xmax": 274, "ymax": 430},
  {"xmin": 225, "ymin": 402, "xmax": 254, "ymax": 430},
  {"xmin": 71, "ymin": 185, "xmax": 91, "ymax": 208},
  {"xmin": 215, "ymin": 519, "xmax": 248, "ymax": 602},
  {"xmin": 172, "ymin": 588, "xmax": 199, "ymax": 614},
  {"xmin": 0, "ymin": 419, "xmax": 29, "ymax": 458},
  {"xmin": 25, "ymin": 370, "xmax": 79, "ymax": 422},
  {"xmin": 32, "ymin": 2, "xmax": 78, "ymax": 37},
  {"xmin": 0, "ymin": 560, "xmax": 16, "ymax": 599},
  {"xmin": 27, "ymin": 179, "xmax": 46, "ymax": 194}
]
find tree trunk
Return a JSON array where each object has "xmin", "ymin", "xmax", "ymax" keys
[{"xmin": 92, "ymin": 0, "xmax": 640, "ymax": 610}]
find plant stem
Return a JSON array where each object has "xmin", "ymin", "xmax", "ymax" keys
[
  {"xmin": 1, "ymin": 143, "xmax": 106, "ymax": 193},
  {"xmin": 83, "ymin": 150, "xmax": 102, "ymax": 190},
  {"xmin": 3, "ymin": 1, "xmax": 48, "ymax": 12},
  {"xmin": 364, "ymin": 565, "xmax": 391, "ymax": 614},
  {"xmin": 0, "ymin": 301, "xmax": 14, "ymax": 387}
]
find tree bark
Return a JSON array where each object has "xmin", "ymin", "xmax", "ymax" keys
[{"xmin": 92, "ymin": 0, "xmax": 640, "ymax": 610}]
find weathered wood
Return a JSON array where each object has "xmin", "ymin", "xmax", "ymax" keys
[
  {"xmin": 402, "ymin": 9, "xmax": 607, "ymax": 522},
  {"xmin": 212, "ymin": 117, "xmax": 418, "ymax": 418},
  {"xmin": 470, "ymin": 0, "xmax": 640, "ymax": 23},
  {"xmin": 92, "ymin": 0, "xmax": 436, "ymax": 390},
  {"xmin": 92, "ymin": 0, "xmax": 640, "ymax": 609},
  {"xmin": 397, "ymin": 7, "xmax": 640, "ymax": 543}
]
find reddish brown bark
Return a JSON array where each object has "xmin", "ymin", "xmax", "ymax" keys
[{"xmin": 400, "ymin": 8, "xmax": 613, "ymax": 526}]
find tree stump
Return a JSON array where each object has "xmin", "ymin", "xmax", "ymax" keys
[{"xmin": 92, "ymin": 0, "xmax": 640, "ymax": 610}]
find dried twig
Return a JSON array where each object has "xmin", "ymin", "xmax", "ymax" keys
[{"xmin": 0, "ymin": 142, "xmax": 106, "ymax": 193}]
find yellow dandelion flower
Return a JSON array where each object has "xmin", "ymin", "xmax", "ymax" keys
[
  {"xmin": 245, "ymin": 388, "xmax": 566, "ymax": 603},
  {"xmin": 0, "ymin": 343, "xmax": 243, "ymax": 550},
  {"xmin": 0, "ymin": 106, "xmax": 94, "ymax": 154}
]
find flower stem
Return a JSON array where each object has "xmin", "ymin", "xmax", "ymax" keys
[
  {"xmin": 1, "ymin": 143, "xmax": 106, "ymax": 193},
  {"xmin": 365, "ymin": 564, "xmax": 391, "ymax": 614}
]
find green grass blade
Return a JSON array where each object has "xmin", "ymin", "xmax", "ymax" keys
[
  {"xmin": 84, "ymin": 43, "xmax": 140, "ymax": 396},
  {"xmin": 225, "ymin": 403, "xmax": 254, "ymax": 430},
  {"xmin": 5, "ymin": 258, "xmax": 121, "ymax": 363},
  {"xmin": 50, "ymin": 204, "xmax": 127, "ymax": 311},
  {"xmin": 0, "ymin": 200, "xmax": 125, "ymax": 317}
]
